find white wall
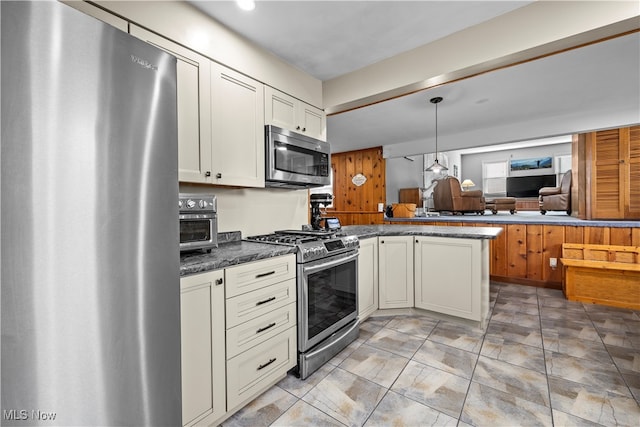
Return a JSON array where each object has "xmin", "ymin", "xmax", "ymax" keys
[{"xmin": 385, "ymin": 155, "xmax": 424, "ymax": 204}]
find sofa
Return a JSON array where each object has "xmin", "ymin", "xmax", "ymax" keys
[{"xmin": 433, "ymin": 176, "xmax": 485, "ymax": 215}]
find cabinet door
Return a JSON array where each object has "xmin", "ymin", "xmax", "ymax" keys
[
  {"xmin": 62, "ymin": 1, "xmax": 128, "ymax": 31},
  {"xmin": 414, "ymin": 236, "xmax": 481, "ymax": 321},
  {"xmin": 378, "ymin": 236, "xmax": 413, "ymax": 309},
  {"xmin": 300, "ymin": 103, "xmax": 326, "ymax": 141},
  {"xmin": 180, "ymin": 270, "xmax": 225, "ymax": 426},
  {"xmin": 129, "ymin": 25, "xmax": 212, "ymax": 184},
  {"xmin": 627, "ymin": 126, "xmax": 640, "ymax": 218},
  {"xmin": 590, "ymin": 129, "xmax": 625, "ymax": 219},
  {"xmin": 211, "ymin": 62, "xmax": 265, "ymax": 187},
  {"xmin": 358, "ymin": 237, "xmax": 378, "ymax": 320},
  {"xmin": 265, "ymin": 87, "xmax": 326, "ymax": 141},
  {"xmin": 265, "ymin": 86, "xmax": 297, "ymax": 132}
]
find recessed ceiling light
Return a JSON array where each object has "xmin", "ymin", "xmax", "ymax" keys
[{"xmin": 236, "ymin": 0, "xmax": 255, "ymax": 11}]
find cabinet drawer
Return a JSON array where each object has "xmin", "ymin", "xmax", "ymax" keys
[
  {"xmin": 226, "ymin": 279, "xmax": 296, "ymax": 328},
  {"xmin": 225, "ymin": 255, "xmax": 296, "ymax": 298},
  {"xmin": 226, "ymin": 326, "xmax": 297, "ymax": 410},
  {"xmin": 227, "ymin": 302, "xmax": 296, "ymax": 359}
]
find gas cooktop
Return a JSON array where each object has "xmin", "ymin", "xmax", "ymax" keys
[{"xmin": 245, "ymin": 229, "xmax": 358, "ymax": 263}]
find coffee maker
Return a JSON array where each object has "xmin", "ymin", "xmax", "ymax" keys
[{"xmin": 310, "ymin": 193, "xmax": 333, "ymax": 230}]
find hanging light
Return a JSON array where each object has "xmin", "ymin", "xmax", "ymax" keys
[{"xmin": 425, "ymin": 96, "xmax": 448, "ymax": 173}]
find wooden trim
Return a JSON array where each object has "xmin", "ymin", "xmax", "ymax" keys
[{"xmin": 490, "ymin": 275, "xmax": 561, "ymax": 290}]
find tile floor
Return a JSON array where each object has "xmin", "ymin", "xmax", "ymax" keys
[{"xmin": 222, "ymin": 283, "xmax": 640, "ymax": 426}]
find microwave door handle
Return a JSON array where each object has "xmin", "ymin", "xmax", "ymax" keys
[{"xmin": 303, "ymin": 251, "xmax": 358, "ymax": 275}]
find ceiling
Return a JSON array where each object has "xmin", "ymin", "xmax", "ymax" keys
[{"xmin": 188, "ymin": 1, "xmax": 640, "ymax": 156}]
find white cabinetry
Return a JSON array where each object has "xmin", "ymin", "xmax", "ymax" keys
[
  {"xmin": 180, "ymin": 270, "xmax": 225, "ymax": 427},
  {"xmin": 265, "ymin": 87, "xmax": 326, "ymax": 141},
  {"xmin": 63, "ymin": 1, "xmax": 128, "ymax": 31},
  {"xmin": 378, "ymin": 236, "xmax": 414, "ymax": 309},
  {"xmin": 210, "ymin": 62, "xmax": 265, "ymax": 187},
  {"xmin": 415, "ymin": 236, "xmax": 489, "ymax": 322},
  {"xmin": 358, "ymin": 237, "xmax": 378, "ymax": 320},
  {"xmin": 129, "ymin": 25, "xmax": 212, "ymax": 184},
  {"xmin": 131, "ymin": 26, "xmax": 266, "ymax": 187},
  {"xmin": 224, "ymin": 255, "xmax": 297, "ymax": 412}
]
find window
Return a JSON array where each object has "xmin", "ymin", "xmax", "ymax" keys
[{"xmin": 482, "ymin": 160, "xmax": 507, "ymax": 197}]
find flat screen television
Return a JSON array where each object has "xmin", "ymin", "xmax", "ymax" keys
[{"xmin": 506, "ymin": 174, "xmax": 556, "ymax": 198}]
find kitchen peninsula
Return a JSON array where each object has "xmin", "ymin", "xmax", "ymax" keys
[{"xmin": 341, "ymin": 224, "xmax": 501, "ymax": 329}]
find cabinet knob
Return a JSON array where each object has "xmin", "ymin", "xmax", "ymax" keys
[
  {"xmin": 302, "ymin": 127, "xmax": 306, "ymax": 132},
  {"xmin": 380, "ymin": 240, "xmax": 384, "ymax": 244},
  {"xmin": 216, "ymin": 173, "xmax": 222, "ymax": 179},
  {"xmin": 215, "ymin": 278, "xmax": 223, "ymax": 285},
  {"xmin": 296, "ymin": 126, "xmax": 301, "ymax": 130},
  {"xmin": 205, "ymin": 171, "xmax": 211, "ymax": 177}
]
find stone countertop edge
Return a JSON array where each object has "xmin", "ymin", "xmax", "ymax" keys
[
  {"xmin": 340, "ymin": 225, "xmax": 502, "ymax": 240},
  {"xmin": 385, "ymin": 216, "xmax": 640, "ymax": 228},
  {"xmin": 180, "ymin": 239, "xmax": 296, "ymax": 277}
]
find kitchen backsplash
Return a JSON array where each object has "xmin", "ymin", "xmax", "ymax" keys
[{"xmin": 179, "ymin": 184, "xmax": 309, "ymax": 236}]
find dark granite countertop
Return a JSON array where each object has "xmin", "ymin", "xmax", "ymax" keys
[
  {"xmin": 340, "ymin": 224, "xmax": 502, "ymax": 240},
  {"xmin": 180, "ymin": 232, "xmax": 296, "ymax": 277},
  {"xmin": 180, "ymin": 226, "xmax": 500, "ymax": 278}
]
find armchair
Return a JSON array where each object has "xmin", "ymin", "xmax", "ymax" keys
[
  {"xmin": 539, "ymin": 170, "xmax": 572, "ymax": 215},
  {"xmin": 433, "ymin": 176, "xmax": 485, "ymax": 215}
]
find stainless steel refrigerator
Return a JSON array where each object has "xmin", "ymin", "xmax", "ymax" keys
[{"xmin": 1, "ymin": 2, "xmax": 181, "ymax": 425}]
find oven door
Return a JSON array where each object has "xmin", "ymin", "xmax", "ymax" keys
[
  {"xmin": 179, "ymin": 213, "xmax": 218, "ymax": 251},
  {"xmin": 298, "ymin": 250, "xmax": 358, "ymax": 351}
]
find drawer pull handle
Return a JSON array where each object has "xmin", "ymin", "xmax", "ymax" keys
[
  {"xmin": 256, "ymin": 296, "xmax": 276, "ymax": 306},
  {"xmin": 256, "ymin": 270, "xmax": 276, "ymax": 278},
  {"xmin": 257, "ymin": 357, "xmax": 277, "ymax": 371},
  {"xmin": 256, "ymin": 322, "xmax": 277, "ymax": 334}
]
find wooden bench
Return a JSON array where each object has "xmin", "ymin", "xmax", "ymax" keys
[{"xmin": 561, "ymin": 243, "xmax": 640, "ymax": 310}]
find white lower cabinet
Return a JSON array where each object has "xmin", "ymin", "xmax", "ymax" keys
[
  {"xmin": 226, "ymin": 325, "xmax": 297, "ymax": 410},
  {"xmin": 224, "ymin": 255, "xmax": 297, "ymax": 413},
  {"xmin": 378, "ymin": 236, "xmax": 414, "ymax": 309},
  {"xmin": 414, "ymin": 236, "xmax": 483, "ymax": 321},
  {"xmin": 180, "ymin": 254, "xmax": 297, "ymax": 426},
  {"xmin": 357, "ymin": 237, "xmax": 378, "ymax": 320},
  {"xmin": 180, "ymin": 270, "xmax": 225, "ymax": 427}
]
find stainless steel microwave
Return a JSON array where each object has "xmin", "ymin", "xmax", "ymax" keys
[{"xmin": 265, "ymin": 125, "xmax": 331, "ymax": 188}]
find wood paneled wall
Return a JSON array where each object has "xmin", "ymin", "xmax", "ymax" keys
[
  {"xmin": 388, "ymin": 220, "xmax": 640, "ymax": 289},
  {"xmin": 326, "ymin": 147, "xmax": 386, "ymax": 225}
]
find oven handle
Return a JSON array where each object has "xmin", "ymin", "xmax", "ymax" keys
[
  {"xmin": 304, "ymin": 320, "xmax": 359, "ymax": 360},
  {"xmin": 302, "ymin": 250, "xmax": 358, "ymax": 275}
]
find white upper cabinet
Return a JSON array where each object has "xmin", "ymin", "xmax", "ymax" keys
[
  {"xmin": 129, "ymin": 24, "xmax": 212, "ymax": 184},
  {"xmin": 62, "ymin": 1, "xmax": 128, "ymax": 31},
  {"xmin": 210, "ymin": 62, "xmax": 265, "ymax": 188},
  {"xmin": 265, "ymin": 87, "xmax": 326, "ymax": 141}
]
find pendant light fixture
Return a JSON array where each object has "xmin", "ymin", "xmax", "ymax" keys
[{"xmin": 425, "ymin": 96, "xmax": 448, "ymax": 173}]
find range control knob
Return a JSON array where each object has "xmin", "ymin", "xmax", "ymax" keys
[
  {"xmin": 186, "ymin": 199, "xmax": 196, "ymax": 209},
  {"xmin": 199, "ymin": 200, "xmax": 207, "ymax": 208},
  {"xmin": 178, "ymin": 200, "xmax": 183, "ymax": 209}
]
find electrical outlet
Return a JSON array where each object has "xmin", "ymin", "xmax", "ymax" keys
[{"xmin": 549, "ymin": 257, "xmax": 557, "ymax": 268}]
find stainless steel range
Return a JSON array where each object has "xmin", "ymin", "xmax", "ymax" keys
[{"xmin": 246, "ymin": 230, "xmax": 359, "ymax": 379}]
